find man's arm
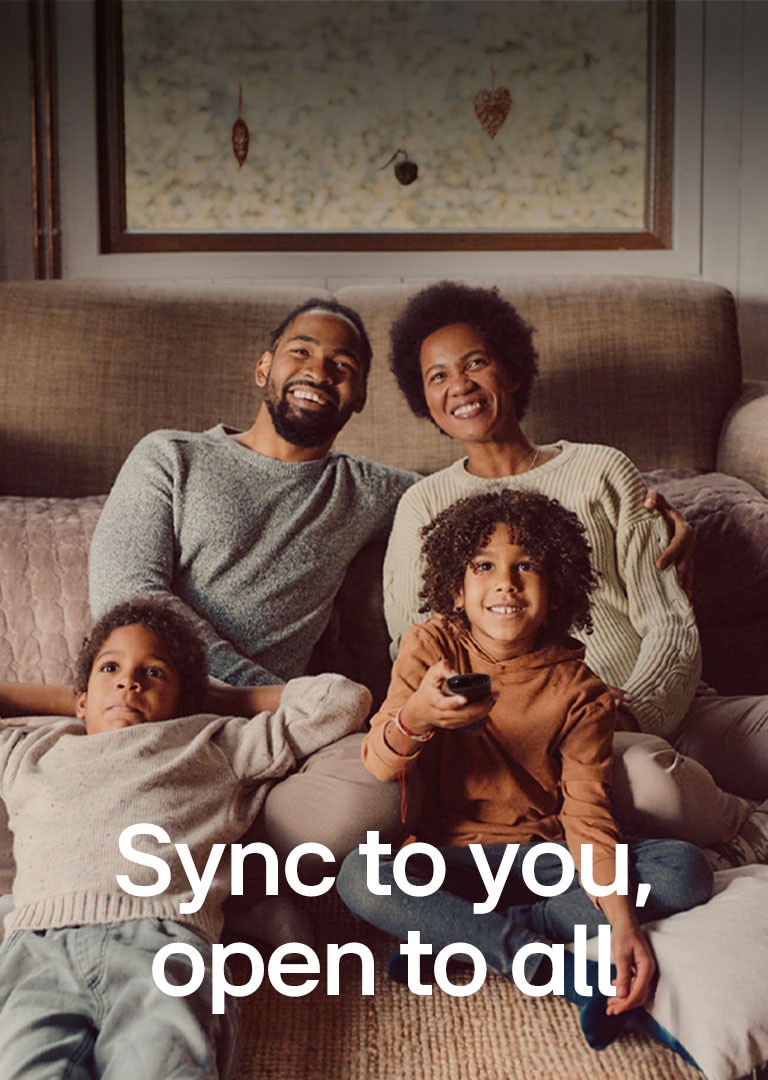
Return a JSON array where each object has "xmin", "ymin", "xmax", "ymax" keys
[{"xmin": 88, "ymin": 433, "xmax": 280, "ymax": 686}]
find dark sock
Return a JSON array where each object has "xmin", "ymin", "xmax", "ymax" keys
[{"xmin": 533, "ymin": 950, "xmax": 629, "ymax": 1051}]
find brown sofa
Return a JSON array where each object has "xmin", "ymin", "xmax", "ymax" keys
[
  {"xmin": 1, "ymin": 276, "xmax": 767, "ymax": 698},
  {"xmin": 1, "ymin": 276, "xmax": 768, "ymax": 1080}
]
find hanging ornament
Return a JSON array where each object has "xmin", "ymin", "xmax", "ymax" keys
[
  {"xmin": 232, "ymin": 83, "xmax": 249, "ymax": 167},
  {"xmin": 380, "ymin": 148, "xmax": 418, "ymax": 186},
  {"xmin": 473, "ymin": 55, "xmax": 511, "ymax": 140}
]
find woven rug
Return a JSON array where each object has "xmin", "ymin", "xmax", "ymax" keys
[{"xmin": 231, "ymin": 893, "xmax": 701, "ymax": 1080}]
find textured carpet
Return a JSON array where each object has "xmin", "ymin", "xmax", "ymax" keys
[{"xmin": 231, "ymin": 893, "xmax": 702, "ymax": 1080}]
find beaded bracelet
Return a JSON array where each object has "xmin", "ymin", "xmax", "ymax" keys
[{"xmin": 391, "ymin": 707, "xmax": 435, "ymax": 742}]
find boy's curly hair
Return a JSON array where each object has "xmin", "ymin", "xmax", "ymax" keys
[
  {"xmin": 389, "ymin": 281, "xmax": 539, "ymax": 423},
  {"xmin": 74, "ymin": 598, "xmax": 209, "ymax": 715},
  {"xmin": 418, "ymin": 489, "xmax": 598, "ymax": 644}
]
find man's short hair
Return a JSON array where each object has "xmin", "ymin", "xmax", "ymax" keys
[
  {"xmin": 269, "ymin": 299, "xmax": 373, "ymax": 375},
  {"xmin": 389, "ymin": 281, "xmax": 539, "ymax": 421},
  {"xmin": 74, "ymin": 598, "xmax": 209, "ymax": 715}
]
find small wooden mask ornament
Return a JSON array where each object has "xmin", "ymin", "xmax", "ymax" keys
[{"xmin": 232, "ymin": 83, "xmax": 249, "ymax": 167}]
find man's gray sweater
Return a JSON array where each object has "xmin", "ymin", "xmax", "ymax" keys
[{"xmin": 89, "ymin": 426, "xmax": 416, "ymax": 685}]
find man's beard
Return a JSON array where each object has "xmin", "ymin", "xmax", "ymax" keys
[{"xmin": 265, "ymin": 378, "xmax": 351, "ymax": 449}]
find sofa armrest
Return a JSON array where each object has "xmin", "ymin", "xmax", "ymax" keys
[{"xmin": 717, "ymin": 380, "xmax": 768, "ymax": 497}]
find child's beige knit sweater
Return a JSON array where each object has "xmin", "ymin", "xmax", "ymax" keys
[{"xmin": 0, "ymin": 674, "xmax": 370, "ymax": 943}]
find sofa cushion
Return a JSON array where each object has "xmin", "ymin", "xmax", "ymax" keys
[
  {"xmin": 336, "ymin": 277, "xmax": 742, "ymax": 475},
  {"xmin": 0, "ymin": 496, "xmax": 103, "ymax": 900},
  {"xmin": 0, "ymin": 496, "xmax": 103, "ymax": 684},
  {"xmin": 642, "ymin": 865, "xmax": 768, "ymax": 1080},
  {"xmin": 643, "ymin": 470, "xmax": 768, "ymax": 626},
  {"xmin": 0, "ymin": 282, "xmax": 333, "ymax": 496}
]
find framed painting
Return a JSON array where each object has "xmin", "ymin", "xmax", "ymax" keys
[{"xmin": 96, "ymin": 0, "xmax": 674, "ymax": 252}]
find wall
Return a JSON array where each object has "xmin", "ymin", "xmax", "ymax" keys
[
  {"xmin": 2, "ymin": 0, "xmax": 766, "ymax": 378},
  {"xmin": 0, "ymin": 0, "xmax": 35, "ymax": 280}
]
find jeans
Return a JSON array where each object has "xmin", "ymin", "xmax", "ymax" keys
[
  {"xmin": 0, "ymin": 919, "xmax": 237, "ymax": 1080},
  {"xmin": 337, "ymin": 838, "xmax": 713, "ymax": 982}
]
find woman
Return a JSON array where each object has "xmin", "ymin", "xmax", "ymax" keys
[{"xmin": 382, "ymin": 280, "xmax": 768, "ymax": 861}]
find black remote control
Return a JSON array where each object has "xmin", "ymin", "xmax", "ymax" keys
[{"xmin": 446, "ymin": 672, "xmax": 492, "ymax": 701}]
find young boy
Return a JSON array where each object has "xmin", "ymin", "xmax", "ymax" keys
[
  {"xmin": 337, "ymin": 489, "xmax": 713, "ymax": 1050},
  {"xmin": 0, "ymin": 598, "xmax": 371, "ymax": 1080}
]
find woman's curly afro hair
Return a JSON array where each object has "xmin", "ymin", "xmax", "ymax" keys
[
  {"xmin": 74, "ymin": 598, "xmax": 209, "ymax": 715},
  {"xmin": 389, "ymin": 281, "xmax": 539, "ymax": 423},
  {"xmin": 418, "ymin": 489, "xmax": 598, "ymax": 645}
]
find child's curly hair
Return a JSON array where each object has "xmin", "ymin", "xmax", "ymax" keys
[
  {"xmin": 418, "ymin": 489, "xmax": 598, "ymax": 644},
  {"xmin": 74, "ymin": 598, "xmax": 209, "ymax": 715}
]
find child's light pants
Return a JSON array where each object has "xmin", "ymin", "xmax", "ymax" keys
[{"xmin": 0, "ymin": 918, "xmax": 237, "ymax": 1079}]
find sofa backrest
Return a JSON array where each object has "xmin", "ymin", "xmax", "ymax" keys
[
  {"xmin": 334, "ymin": 276, "xmax": 743, "ymax": 476},
  {"xmin": 0, "ymin": 276, "xmax": 742, "ymax": 496},
  {"xmin": 0, "ymin": 281, "xmax": 331, "ymax": 496}
]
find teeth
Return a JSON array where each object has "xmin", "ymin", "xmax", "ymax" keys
[
  {"xmin": 489, "ymin": 605, "xmax": 523, "ymax": 614},
  {"xmin": 452, "ymin": 401, "xmax": 483, "ymax": 418},
  {"xmin": 293, "ymin": 388, "xmax": 326, "ymax": 405}
]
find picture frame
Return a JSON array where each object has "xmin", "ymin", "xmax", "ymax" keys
[{"xmin": 96, "ymin": 0, "xmax": 674, "ymax": 253}]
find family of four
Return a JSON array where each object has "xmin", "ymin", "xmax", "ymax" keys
[{"xmin": 1, "ymin": 283, "xmax": 767, "ymax": 1077}]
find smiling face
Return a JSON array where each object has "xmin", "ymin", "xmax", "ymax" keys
[
  {"xmin": 75, "ymin": 625, "xmax": 183, "ymax": 735},
  {"xmin": 419, "ymin": 322, "xmax": 520, "ymax": 444},
  {"xmin": 456, "ymin": 524, "xmax": 550, "ymax": 661},
  {"xmin": 256, "ymin": 309, "xmax": 367, "ymax": 450}
]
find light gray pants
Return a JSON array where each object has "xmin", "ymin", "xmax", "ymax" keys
[
  {"xmin": 674, "ymin": 687, "xmax": 768, "ymax": 800},
  {"xmin": 611, "ymin": 685, "xmax": 768, "ymax": 847},
  {"xmin": 0, "ymin": 919, "xmax": 237, "ymax": 1080},
  {"xmin": 611, "ymin": 730, "xmax": 751, "ymax": 846}
]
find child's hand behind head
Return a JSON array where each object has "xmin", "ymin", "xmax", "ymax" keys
[{"xmin": 400, "ymin": 660, "xmax": 497, "ymax": 739}]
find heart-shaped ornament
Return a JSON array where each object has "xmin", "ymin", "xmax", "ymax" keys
[{"xmin": 473, "ymin": 86, "xmax": 511, "ymax": 139}]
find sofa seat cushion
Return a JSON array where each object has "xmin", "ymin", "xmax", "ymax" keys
[{"xmin": 0, "ymin": 496, "xmax": 104, "ymax": 683}]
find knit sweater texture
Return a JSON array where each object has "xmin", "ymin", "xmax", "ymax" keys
[
  {"xmin": 363, "ymin": 617, "xmax": 620, "ymax": 888},
  {"xmin": 0, "ymin": 674, "xmax": 370, "ymax": 942},
  {"xmin": 383, "ymin": 442, "xmax": 701, "ymax": 738},
  {"xmin": 89, "ymin": 426, "xmax": 417, "ymax": 685}
]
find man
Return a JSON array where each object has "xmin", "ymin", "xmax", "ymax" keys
[
  {"xmin": 90, "ymin": 298, "xmax": 416, "ymax": 685},
  {"xmin": 89, "ymin": 299, "xmax": 418, "ymax": 944}
]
